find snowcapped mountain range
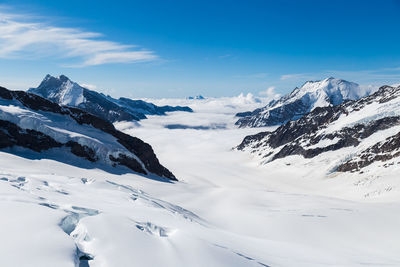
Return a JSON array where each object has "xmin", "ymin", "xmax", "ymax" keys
[
  {"xmin": 28, "ymin": 75, "xmax": 192, "ymax": 123},
  {"xmin": 1, "ymin": 77, "xmax": 400, "ymax": 266},
  {"xmin": 0, "ymin": 85, "xmax": 176, "ymax": 180},
  {"xmin": 236, "ymin": 77, "xmax": 373, "ymax": 127},
  {"xmin": 237, "ymin": 84, "xmax": 400, "ymax": 174}
]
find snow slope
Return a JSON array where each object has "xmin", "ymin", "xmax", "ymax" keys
[
  {"xmin": 32, "ymin": 74, "xmax": 85, "ymax": 106},
  {"xmin": 0, "ymin": 86, "xmax": 176, "ymax": 179},
  {"xmin": 123, "ymin": 97, "xmax": 400, "ymax": 265},
  {"xmin": 1, "ymin": 94, "xmax": 400, "ymax": 266}
]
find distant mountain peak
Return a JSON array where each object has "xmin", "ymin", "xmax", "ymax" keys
[
  {"xmin": 28, "ymin": 74, "xmax": 193, "ymax": 123},
  {"xmin": 58, "ymin": 74, "xmax": 69, "ymax": 79},
  {"xmin": 41, "ymin": 74, "xmax": 71, "ymax": 84},
  {"xmin": 187, "ymin": 95, "xmax": 205, "ymax": 100},
  {"xmin": 32, "ymin": 74, "xmax": 85, "ymax": 106},
  {"xmin": 0, "ymin": 85, "xmax": 177, "ymax": 180},
  {"xmin": 235, "ymin": 77, "xmax": 372, "ymax": 128},
  {"xmin": 237, "ymin": 84, "xmax": 400, "ymax": 173},
  {"xmin": 56, "ymin": 74, "xmax": 73, "ymax": 84}
]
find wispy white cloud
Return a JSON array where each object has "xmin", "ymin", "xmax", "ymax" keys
[
  {"xmin": 80, "ymin": 83, "xmax": 97, "ymax": 90},
  {"xmin": 0, "ymin": 8, "xmax": 158, "ymax": 67},
  {"xmin": 259, "ymin": 86, "xmax": 280, "ymax": 99},
  {"xmin": 280, "ymin": 73, "xmax": 316, "ymax": 81}
]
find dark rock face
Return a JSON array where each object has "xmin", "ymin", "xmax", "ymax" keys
[
  {"xmin": 1, "ymin": 87, "xmax": 64, "ymax": 114},
  {"xmin": 236, "ymin": 98, "xmax": 312, "ymax": 128},
  {"xmin": 109, "ymin": 154, "xmax": 147, "ymax": 175},
  {"xmin": 28, "ymin": 75, "xmax": 192, "ymax": 123},
  {"xmin": 0, "ymin": 86, "xmax": 13, "ymax": 100},
  {"xmin": 238, "ymin": 105, "xmax": 344, "ymax": 151},
  {"xmin": 0, "ymin": 120, "xmax": 101, "ymax": 163},
  {"xmin": 65, "ymin": 141, "xmax": 98, "ymax": 162},
  {"xmin": 64, "ymin": 108, "xmax": 175, "ymax": 179},
  {"xmin": 237, "ymin": 85, "xmax": 400, "ymax": 172},
  {"xmin": 235, "ymin": 111, "xmax": 253, "ymax": 118},
  {"xmin": 81, "ymin": 90, "xmax": 145, "ymax": 122},
  {"xmin": 236, "ymin": 131, "xmax": 271, "ymax": 151},
  {"xmin": 0, "ymin": 86, "xmax": 176, "ymax": 180},
  {"xmin": 337, "ymin": 131, "xmax": 400, "ymax": 172},
  {"xmin": 0, "ymin": 120, "xmax": 63, "ymax": 152},
  {"xmin": 114, "ymin": 132, "xmax": 175, "ymax": 179},
  {"xmin": 271, "ymin": 116, "xmax": 400, "ymax": 161},
  {"xmin": 118, "ymin": 97, "xmax": 192, "ymax": 115}
]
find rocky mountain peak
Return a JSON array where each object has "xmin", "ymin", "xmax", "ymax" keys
[
  {"xmin": 28, "ymin": 75, "xmax": 193, "ymax": 123},
  {"xmin": 237, "ymin": 83, "xmax": 400, "ymax": 173},
  {"xmin": 235, "ymin": 77, "xmax": 372, "ymax": 128}
]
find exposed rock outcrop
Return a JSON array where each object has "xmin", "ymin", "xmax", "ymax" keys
[
  {"xmin": 0, "ymin": 86, "xmax": 176, "ymax": 180},
  {"xmin": 237, "ymin": 84, "xmax": 400, "ymax": 173}
]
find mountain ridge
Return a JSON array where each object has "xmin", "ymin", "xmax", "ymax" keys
[
  {"xmin": 235, "ymin": 77, "xmax": 373, "ymax": 128},
  {"xmin": 0, "ymin": 85, "xmax": 176, "ymax": 180},
  {"xmin": 237, "ymin": 84, "xmax": 400, "ymax": 173},
  {"xmin": 28, "ymin": 74, "xmax": 193, "ymax": 123}
]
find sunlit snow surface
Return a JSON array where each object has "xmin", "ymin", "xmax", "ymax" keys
[{"xmin": 1, "ymin": 95, "xmax": 400, "ymax": 266}]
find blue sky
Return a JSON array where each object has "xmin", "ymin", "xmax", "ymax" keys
[{"xmin": 0, "ymin": 0, "xmax": 400, "ymax": 98}]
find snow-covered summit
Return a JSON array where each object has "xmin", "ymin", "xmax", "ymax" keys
[
  {"xmin": 32, "ymin": 74, "xmax": 85, "ymax": 106},
  {"xmin": 236, "ymin": 77, "xmax": 372, "ymax": 127},
  {"xmin": 29, "ymin": 75, "xmax": 193, "ymax": 123},
  {"xmin": 237, "ymin": 84, "xmax": 400, "ymax": 173},
  {"xmin": 289, "ymin": 77, "xmax": 367, "ymax": 106}
]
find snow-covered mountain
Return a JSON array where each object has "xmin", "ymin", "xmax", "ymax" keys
[
  {"xmin": 2, "ymin": 85, "xmax": 400, "ymax": 266},
  {"xmin": 0, "ymin": 85, "xmax": 176, "ymax": 180},
  {"xmin": 28, "ymin": 75, "xmax": 192, "ymax": 123},
  {"xmin": 187, "ymin": 95, "xmax": 205, "ymax": 100},
  {"xmin": 237, "ymin": 84, "xmax": 400, "ymax": 174},
  {"xmin": 236, "ymin": 77, "xmax": 372, "ymax": 127}
]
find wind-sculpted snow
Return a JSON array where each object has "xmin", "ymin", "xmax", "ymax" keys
[
  {"xmin": 59, "ymin": 208, "xmax": 99, "ymax": 266},
  {"xmin": 237, "ymin": 84, "xmax": 400, "ymax": 173},
  {"xmin": 0, "ymin": 160, "xmax": 283, "ymax": 267},
  {"xmin": 106, "ymin": 180, "xmax": 205, "ymax": 224},
  {"xmin": 133, "ymin": 221, "xmax": 177, "ymax": 237},
  {"xmin": 28, "ymin": 74, "xmax": 192, "ymax": 123},
  {"xmin": 0, "ymin": 85, "xmax": 176, "ymax": 180},
  {"xmin": 1, "ymin": 91, "xmax": 400, "ymax": 266},
  {"xmin": 236, "ymin": 77, "xmax": 373, "ymax": 128}
]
